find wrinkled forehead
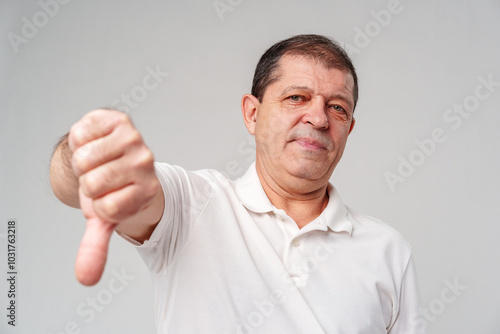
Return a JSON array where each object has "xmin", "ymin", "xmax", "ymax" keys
[{"xmin": 274, "ymin": 54, "xmax": 355, "ymax": 95}]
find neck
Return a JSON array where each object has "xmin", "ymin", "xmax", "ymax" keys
[{"xmin": 255, "ymin": 161, "xmax": 329, "ymax": 229}]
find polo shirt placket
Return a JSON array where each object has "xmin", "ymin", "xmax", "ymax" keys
[{"xmin": 273, "ymin": 209, "xmax": 330, "ymax": 288}]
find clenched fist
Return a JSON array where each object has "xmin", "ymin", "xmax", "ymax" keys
[{"xmin": 52, "ymin": 109, "xmax": 163, "ymax": 286}]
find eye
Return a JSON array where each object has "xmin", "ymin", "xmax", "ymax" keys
[
  {"xmin": 288, "ymin": 95, "xmax": 303, "ymax": 102},
  {"xmin": 330, "ymin": 104, "xmax": 345, "ymax": 113}
]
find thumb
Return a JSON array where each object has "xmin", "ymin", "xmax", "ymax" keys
[
  {"xmin": 75, "ymin": 216, "xmax": 115, "ymax": 286},
  {"xmin": 76, "ymin": 187, "xmax": 116, "ymax": 286}
]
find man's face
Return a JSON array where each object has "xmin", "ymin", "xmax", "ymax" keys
[{"xmin": 245, "ymin": 54, "xmax": 355, "ymax": 190}]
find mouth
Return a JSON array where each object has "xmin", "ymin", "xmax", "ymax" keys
[{"xmin": 294, "ymin": 137, "xmax": 327, "ymax": 150}]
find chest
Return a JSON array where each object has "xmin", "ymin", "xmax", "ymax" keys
[{"xmin": 167, "ymin": 203, "xmax": 396, "ymax": 332}]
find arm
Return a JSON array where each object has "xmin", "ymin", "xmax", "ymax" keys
[
  {"xmin": 49, "ymin": 109, "xmax": 165, "ymax": 285},
  {"xmin": 388, "ymin": 256, "xmax": 426, "ymax": 334},
  {"xmin": 50, "ymin": 133, "xmax": 80, "ymax": 208}
]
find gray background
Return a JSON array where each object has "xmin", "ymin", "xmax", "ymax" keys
[{"xmin": 1, "ymin": 0, "xmax": 499, "ymax": 333}]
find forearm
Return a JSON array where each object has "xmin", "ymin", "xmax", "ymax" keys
[{"xmin": 50, "ymin": 134, "xmax": 80, "ymax": 208}]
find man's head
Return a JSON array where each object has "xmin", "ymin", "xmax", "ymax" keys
[
  {"xmin": 251, "ymin": 34, "xmax": 358, "ymax": 111},
  {"xmin": 242, "ymin": 34, "xmax": 358, "ymax": 195}
]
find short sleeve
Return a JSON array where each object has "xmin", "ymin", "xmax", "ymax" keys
[
  {"xmin": 117, "ymin": 162, "xmax": 215, "ymax": 274},
  {"xmin": 388, "ymin": 255, "xmax": 427, "ymax": 334}
]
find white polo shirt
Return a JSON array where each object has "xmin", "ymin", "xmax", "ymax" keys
[{"xmin": 119, "ymin": 162, "xmax": 423, "ymax": 334}]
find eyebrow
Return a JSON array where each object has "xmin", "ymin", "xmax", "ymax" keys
[
  {"xmin": 281, "ymin": 85, "xmax": 354, "ymax": 111},
  {"xmin": 281, "ymin": 85, "xmax": 313, "ymax": 95}
]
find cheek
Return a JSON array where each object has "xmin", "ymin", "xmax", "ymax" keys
[
  {"xmin": 329, "ymin": 124, "xmax": 351, "ymax": 145},
  {"xmin": 257, "ymin": 113, "xmax": 286, "ymax": 143}
]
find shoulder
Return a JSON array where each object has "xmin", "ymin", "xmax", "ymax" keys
[
  {"xmin": 154, "ymin": 162, "xmax": 230, "ymax": 187},
  {"xmin": 347, "ymin": 206, "xmax": 412, "ymax": 253}
]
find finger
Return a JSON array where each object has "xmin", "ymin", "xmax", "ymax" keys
[
  {"xmin": 79, "ymin": 147, "xmax": 155, "ymax": 199},
  {"xmin": 71, "ymin": 118, "xmax": 143, "ymax": 177},
  {"xmin": 71, "ymin": 135, "xmax": 123, "ymax": 177},
  {"xmin": 92, "ymin": 182, "xmax": 159, "ymax": 223},
  {"xmin": 75, "ymin": 216, "xmax": 115, "ymax": 286},
  {"xmin": 68, "ymin": 109, "xmax": 129, "ymax": 152}
]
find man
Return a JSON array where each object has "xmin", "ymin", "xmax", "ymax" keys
[{"xmin": 50, "ymin": 34, "xmax": 423, "ymax": 333}]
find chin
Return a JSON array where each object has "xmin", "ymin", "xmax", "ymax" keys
[{"xmin": 287, "ymin": 161, "xmax": 331, "ymax": 181}]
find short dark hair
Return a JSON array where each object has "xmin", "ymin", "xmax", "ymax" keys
[{"xmin": 251, "ymin": 34, "xmax": 359, "ymax": 110}]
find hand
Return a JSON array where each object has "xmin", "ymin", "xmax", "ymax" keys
[{"xmin": 68, "ymin": 109, "xmax": 159, "ymax": 285}]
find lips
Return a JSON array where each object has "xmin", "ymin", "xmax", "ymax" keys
[{"xmin": 294, "ymin": 137, "xmax": 327, "ymax": 150}]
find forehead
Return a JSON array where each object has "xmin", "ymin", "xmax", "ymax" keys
[{"xmin": 271, "ymin": 54, "xmax": 355, "ymax": 98}]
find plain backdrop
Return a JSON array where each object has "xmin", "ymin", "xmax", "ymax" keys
[{"xmin": 1, "ymin": 1, "xmax": 499, "ymax": 333}]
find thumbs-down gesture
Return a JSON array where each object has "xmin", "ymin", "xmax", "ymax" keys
[{"xmin": 65, "ymin": 109, "xmax": 162, "ymax": 286}]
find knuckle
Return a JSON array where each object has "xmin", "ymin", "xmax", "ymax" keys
[
  {"xmin": 71, "ymin": 155, "xmax": 86, "ymax": 176},
  {"xmin": 79, "ymin": 173, "xmax": 100, "ymax": 198},
  {"xmin": 115, "ymin": 111, "xmax": 130, "ymax": 124},
  {"xmin": 90, "ymin": 108, "xmax": 106, "ymax": 116},
  {"xmin": 68, "ymin": 124, "xmax": 78, "ymax": 142},
  {"xmin": 126, "ymin": 130, "xmax": 143, "ymax": 147},
  {"xmin": 97, "ymin": 191, "xmax": 140, "ymax": 222},
  {"xmin": 70, "ymin": 115, "xmax": 96, "ymax": 147},
  {"xmin": 111, "ymin": 112, "xmax": 131, "ymax": 132},
  {"xmin": 69, "ymin": 124, "xmax": 84, "ymax": 148},
  {"xmin": 135, "ymin": 149, "xmax": 155, "ymax": 170},
  {"xmin": 72, "ymin": 141, "xmax": 99, "ymax": 174},
  {"xmin": 98, "ymin": 196, "xmax": 121, "ymax": 222}
]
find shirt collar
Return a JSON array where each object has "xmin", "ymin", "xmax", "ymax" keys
[
  {"xmin": 235, "ymin": 162, "xmax": 275, "ymax": 213},
  {"xmin": 235, "ymin": 162, "xmax": 353, "ymax": 235},
  {"xmin": 321, "ymin": 184, "xmax": 353, "ymax": 235}
]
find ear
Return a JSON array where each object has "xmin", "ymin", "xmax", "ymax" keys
[
  {"xmin": 348, "ymin": 117, "xmax": 355, "ymax": 135},
  {"xmin": 241, "ymin": 94, "xmax": 260, "ymax": 135}
]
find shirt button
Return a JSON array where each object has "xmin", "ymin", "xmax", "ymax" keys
[
  {"xmin": 292, "ymin": 239, "xmax": 301, "ymax": 247},
  {"xmin": 278, "ymin": 216, "xmax": 285, "ymax": 221}
]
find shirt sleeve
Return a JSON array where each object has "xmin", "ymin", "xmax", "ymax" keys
[
  {"xmin": 388, "ymin": 255, "xmax": 427, "ymax": 334},
  {"xmin": 116, "ymin": 162, "xmax": 214, "ymax": 274}
]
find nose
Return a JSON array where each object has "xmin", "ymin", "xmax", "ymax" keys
[{"xmin": 303, "ymin": 97, "xmax": 329, "ymax": 130}]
